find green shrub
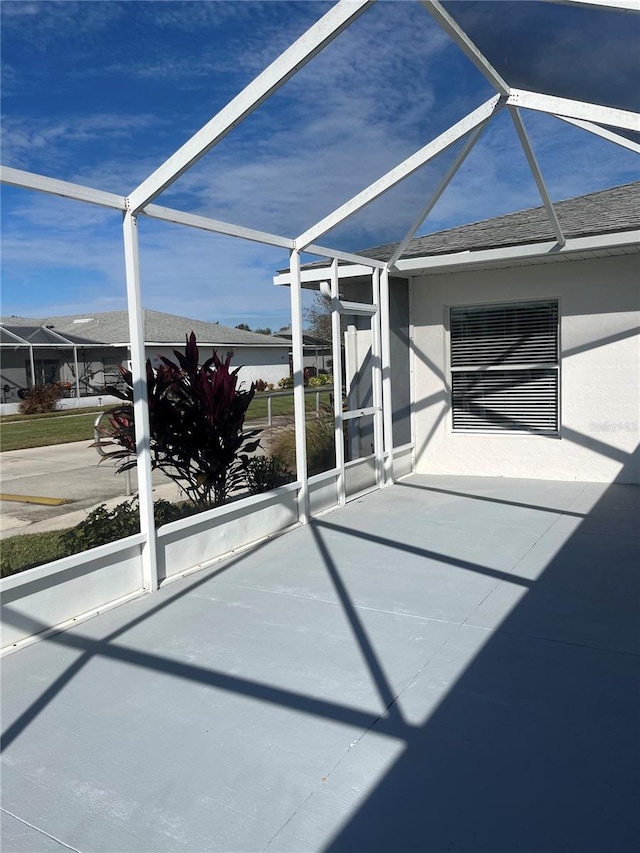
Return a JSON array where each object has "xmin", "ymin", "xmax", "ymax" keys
[
  {"xmin": 1, "ymin": 531, "xmax": 71, "ymax": 578},
  {"xmin": 308, "ymin": 373, "xmax": 332, "ymax": 387},
  {"xmin": 61, "ymin": 498, "xmax": 196, "ymax": 553},
  {"xmin": 18, "ymin": 384, "xmax": 62, "ymax": 415},
  {"xmin": 245, "ymin": 455, "xmax": 294, "ymax": 494},
  {"xmin": 270, "ymin": 412, "xmax": 335, "ymax": 476},
  {"xmin": 278, "ymin": 375, "xmax": 294, "ymax": 389},
  {"xmin": 1, "ymin": 499, "xmax": 197, "ymax": 578}
]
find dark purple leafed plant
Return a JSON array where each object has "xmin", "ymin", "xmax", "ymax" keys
[{"xmin": 94, "ymin": 333, "xmax": 260, "ymax": 509}]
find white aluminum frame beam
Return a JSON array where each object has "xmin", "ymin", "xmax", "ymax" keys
[
  {"xmin": 122, "ymin": 212, "xmax": 158, "ymax": 593},
  {"xmin": 296, "ymin": 94, "xmax": 506, "ymax": 250},
  {"xmin": 142, "ymin": 204, "xmax": 294, "ymax": 249},
  {"xmin": 29, "ymin": 346, "xmax": 36, "ymax": 388},
  {"xmin": 319, "ymin": 293, "xmax": 378, "ymax": 317},
  {"xmin": 555, "ymin": 116, "xmax": 640, "ymax": 153},
  {"xmin": 329, "ymin": 260, "xmax": 346, "ymax": 506},
  {"xmin": 1, "ymin": 166, "xmax": 126, "ymax": 209},
  {"xmin": 379, "ymin": 267, "xmax": 394, "ymax": 484},
  {"xmin": 305, "ymin": 244, "xmax": 386, "ymax": 269},
  {"xmin": 289, "ymin": 249, "xmax": 309, "ymax": 524},
  {"xmin": 274, "ymin": 263, "xmax": 378, "ymax": 287},
  {"xmin": 509, "ymin": 107, "xmax": 565, "ymax": 247},
  {"xmin": 128, "ymin": 0, "xmax": 375, "ymax": 213},
  {"xmin": 370, "ymin": 269, "xmax": 384, "ymax": 488},
  {"xmin": 388, "ymin": 123, "xmax": 487, "ymax": 268},
  {"xmin": 343, "ymin": 406, "xmax": 378, "ymax": 420},
  {"xmin": 419, "ymin": 0, "xmax": 510, "ymax": 95},
  {"xmin": 508, "ymin": 89, "xmax": 640, "ymax": 132}
]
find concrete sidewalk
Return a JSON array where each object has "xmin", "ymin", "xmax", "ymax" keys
[
  {"xmin": 0, "ymin": 418, "xmax": 281, "ymax": 536},
  {"xmin": 0, "ymin": 441, "xmax": 182, "ymax": 536},
  {"xmin": 2, "ymin": 475, "xmax": 638, "ymax": 852}
]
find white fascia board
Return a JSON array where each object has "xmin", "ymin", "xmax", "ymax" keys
[
  {"xmin": 1, "ymin": 166, "xmax": 126, "ymax": 210},
  {"xmin": 274, "ymin": 263, "xmax": 374, "ymax": 286},
  {"xmin": 508, "ymin": 107, "xmax": 565, "ymax": 246},
  {"xmin": 508, "ymin": 89, "xmax": 640, "ymax": 132},
  {"xmin": 393, "ymin": 229, "xmax": 640, "ymax": 273},
  {"xmin": 419, "ymin": 1, "xmax": 510, "ymax": 95},
  {"xmin": 142, "ymin": 204, "xmax": 294, "ymax": 249},
  {"xmin": 555, "ymin": 116, "xmax": 640, "ymax": 153},
  {"xmin": 296, "ymin": 95, "xmax": 505, "ymax": 250},
  {"xmin": 304, "ymin": 243, "xmax": 386, "ymax": 268},
  {"xmin": 127, "ymin": 0, "xmax": 374, "ymax": 213}
]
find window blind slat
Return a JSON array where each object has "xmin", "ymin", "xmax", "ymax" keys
[{"xmin": 450, "ymin": 300, "xmax": 559, "ymax": 433}]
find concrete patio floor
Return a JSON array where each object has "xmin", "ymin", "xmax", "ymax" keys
[{"xmin": 1, "ymin": 474, "xmax": 638, "ymax": 852}]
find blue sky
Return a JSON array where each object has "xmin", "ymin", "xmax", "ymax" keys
[{"xmin": 2, "ymin": 0, "xmax": 638, "ymax": 331}]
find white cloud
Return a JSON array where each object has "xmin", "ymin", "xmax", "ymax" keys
[{"xmin": 2, "ymin": 1, "xmax": 638, "ymax": 329}]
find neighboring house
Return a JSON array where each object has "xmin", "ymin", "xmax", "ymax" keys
[
  {"xmin": 278, "ymin": 181, "xmax": 640, "ymax": 484},
  {"xmin": 0, "ymin": 309, "xmax": 290, "ymax": 401},
  {"xmin": 274, "ymin": 330, "xmax": 332, "ymax": 375}
]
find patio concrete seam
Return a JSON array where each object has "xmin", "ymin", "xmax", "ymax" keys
[
  {"xmin": 460, "ymin": 507, "xmax": 572, "ymax": 633},
  {"xmin": 264, "ymin": 621, "xmax": 470, "ymax": 849},
  {"xmin": 261, "ymin": 693, "xmax": 405, "ymax": 853},
  {"xmin": 466, "ymin": 624, "xmax": 640, "ymax": 659},
  {"xmin": 0, "ymin": 808, "xmax": 83, "ymax": 853},
  {"xmin": 202, "ymin": 580, "xmax": 465, "ymax": 627}
]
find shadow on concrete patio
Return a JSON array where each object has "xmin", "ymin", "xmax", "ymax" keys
[
  {"xmin": 324, "ymin": 468, "xmax": 639, "ymax": 852},
  {"xmin": 1, "ymin": 459, "xmax": 638, "ymax": 852}
]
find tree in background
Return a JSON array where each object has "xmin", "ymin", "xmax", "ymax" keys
[
  {"xmin": 236, "ymin": 323, "xmax": 251, "ymax": 331},
  {"xmin": 97, "ymin": 334, "xmax": 260, "ymax": 509},
  {"xmin": 254, "ymin": 327, "xmax": 272, "ymax": 336},
  {"xmin": 304, "ymin": 293, "xmax": 332, "ymax": 342}
]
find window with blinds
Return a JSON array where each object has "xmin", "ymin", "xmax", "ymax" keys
[{"xmin": 450, "ymin": 300, "xmax": 559, "ymax": 433}]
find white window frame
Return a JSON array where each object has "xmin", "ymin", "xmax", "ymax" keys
[{"xmin": 447, "ymin": 298, "xmax": 561, "ymax": 435}]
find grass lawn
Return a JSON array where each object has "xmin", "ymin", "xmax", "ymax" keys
[
  {"xmin": 0, "ymin": 408, "xmax": 106, "ymax": 452},
  {"xmin": 246, "ymin": 390, "xmax": 331, "ymax": 421},
  {"xmin": 0, "ymin": 393, "xmax": 332, "ymax": 452}
]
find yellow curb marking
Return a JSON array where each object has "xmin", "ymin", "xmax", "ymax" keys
[{"xmin": 0, "ymin": 494, "xmax": 67, "ymax": 506}]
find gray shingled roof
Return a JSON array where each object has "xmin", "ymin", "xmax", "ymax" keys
[
  {"xmin": 302, "ymin": 181, "xmax": 640, "ymax": 269},
  {"xmin": 0, "ymin": 310, "xmax": 288, "ymax": 348}
]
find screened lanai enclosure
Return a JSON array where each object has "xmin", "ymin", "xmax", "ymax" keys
[
  {"xmin": 1, "ymin": 2, "xmax": 639, "ymax": 851},
  {"xmin": 1, "ymin": 0, "xmax": 639, "ymax": 653}
]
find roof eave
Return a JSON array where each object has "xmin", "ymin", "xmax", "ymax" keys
[
  {"xmin": 394, "ymin": 228, "xmax": 640, "ymax": 274},
  {"xmin": 273, "ymin": 229, "xmax": 639, "ymax": 286}
]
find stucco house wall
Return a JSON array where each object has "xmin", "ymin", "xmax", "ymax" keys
[{"xmin": 411, "ymin": 254, "xmax": 639, "ymax": 484}]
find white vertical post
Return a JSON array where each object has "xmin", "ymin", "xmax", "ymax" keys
[
  {"xmin": 408, "ymin": 277, "xmax": 417, "ymax": 474},
  {"xmin": 290, "ymin": 249, "xmax": 309, "ymax": 524},
  {"xmin": 29, "ymin": 346, "xmax": 36, "ymax": 388},
  {"xmin": 380, "ymin": 267, "xmax": 394, "ymax": 485},
  {"xmin": 267, "ymin": 394, "xmax": 273, "ymax": 427},
  {"xmin": 371, "ymin": 269, "xmax": 384, "ymax": 488},
  {"xmin": 122, "ymin": 211, "xmax": 158, "ymax": 592},
  {"xmin": 73, "ymin": 346, "xmax": 81, "ymax": 402},
  {"xmin": 330, "ymin": 260, "xmax": 346, "ymax": 506}
]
